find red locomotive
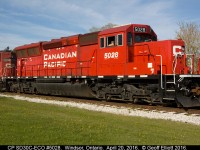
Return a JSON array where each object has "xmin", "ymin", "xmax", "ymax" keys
[
  {"xmin": 0, "ymin": 50, "xmax": 16, "ymax": 90},
  {"xmin": 1, "ymin": 23, "xmax": 200, "ymax": 107}
]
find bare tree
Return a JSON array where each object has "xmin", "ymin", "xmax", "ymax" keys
[
  {"xmin": 89, "ymin": 23, "xmax": 117, "ymax": 32},
  {"xmin": 176, "ymin": 21, "xmax": 200, "ymax": 72}
]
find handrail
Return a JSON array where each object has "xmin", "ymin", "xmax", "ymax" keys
[
  {"xmin": 186, "ymin": 54, "xmax": 194, "ymax": 74},
  {"xmin": 18, "ymin": 60, "xmax": 92, "ymax": 77},
  {"xmin": 172, "ymin": 55, "xmax": 177, "ymax": 84},
  {"xmin": 156, "ymin": 55, "xmax": 164, "ymax": 89}
]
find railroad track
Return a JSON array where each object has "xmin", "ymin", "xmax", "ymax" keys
[{"xmin": 1, "ymin": 92, "xmax": 200, "ymax": 115}]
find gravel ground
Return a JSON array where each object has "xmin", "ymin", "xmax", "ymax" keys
[{"xmin": 1, "ymin": 93, "xmax": 200, "ymax": 126}]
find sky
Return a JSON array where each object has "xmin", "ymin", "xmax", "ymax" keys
[{"xmin": 0, "ymin": 0, "xmax": 200, "ymax": 50}]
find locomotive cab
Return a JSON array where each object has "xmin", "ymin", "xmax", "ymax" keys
[{"xmin": 97, "ymin": 24, "xmax": 157, "ymax": 76}]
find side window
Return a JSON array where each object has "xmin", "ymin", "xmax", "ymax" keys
[
  {"xmin": 27, "ymin": 47, "xmax": 40, "ymax": 56},
  {"xmin": 28, "ymin": 48, "xmax": 35, "ymax": 56},
  {"xmin": 100, "ymin": 37, "xmax": 105, "ymax": 48},
  {"xmin": 16, "ymin": 49, "xmax": 28, "ymax": 58},
  {"xmin": 16, "ymin": 51, "xmax": 22, "ymax": 58},
  {"xmin": 21, "ymin": 50, "xmax": 28, "ymax": 57},
  {"xmin": 107, "ymin": 36, "xmax": 116, "ymax": 47},
  {"xmin": 117, "ymin": 34, "xmax": 123, "ymax": 46},
  {"xmin": 35, "ymin": 47, "xmax": 40, "ymax": 55},
  {"xmin": 127, "ymin": 32, "xmax": 132, "ymax": 46}
]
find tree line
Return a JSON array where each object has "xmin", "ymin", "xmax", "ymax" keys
[{"xmin": 176, "ymin": 22, "xmax": 200, "ymax": 72}]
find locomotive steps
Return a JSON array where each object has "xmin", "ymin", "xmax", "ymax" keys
[{"xmin": 0, "ymin": 93, "xmax": 200, "ymax": 126}]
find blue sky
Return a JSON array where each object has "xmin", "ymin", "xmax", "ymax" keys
[{"xmin": 0, "ymin": 0, "xmax": 200, "ymax": 50}]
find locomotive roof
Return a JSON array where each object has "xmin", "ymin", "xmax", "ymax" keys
[
  {"xmin": 99, "ymin": 24, "xmax": 132, "ymax": 35},
  {"xmin": 13, "ymin": 23, "xmax": 157, "ymax": 51},
  {"xmin": 99, "ymin": 23, "xmax": 156, "ymax": 36},
  {"xmin": 14, "ymin": 42, "xmax": 43, "ymax": 51}
]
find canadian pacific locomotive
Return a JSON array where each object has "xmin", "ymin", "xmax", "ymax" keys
[{"xmin": 1, "ymin": 23, "xmax": 200, "ymax": 107}]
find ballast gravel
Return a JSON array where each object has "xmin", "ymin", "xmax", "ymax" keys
[{"xmin": 1, "ymin": 94, "xmax": 200, "ymax": 126}]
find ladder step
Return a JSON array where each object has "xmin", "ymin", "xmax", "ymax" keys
[
  {"xmin": 163, "ymin": 97, "xmax": 175, "ymax": 100},
  {"xmin": 166, "ymin": 82, "xmax": 174, "ymax": 84},
  {"xmin": 166, "ymin": 90, "xmax": 175, "ymax": 92}
]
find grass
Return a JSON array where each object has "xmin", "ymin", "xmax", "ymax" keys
[{"xmin": 0, "ymin": 96, "xmax": 200, "ymax": 145}]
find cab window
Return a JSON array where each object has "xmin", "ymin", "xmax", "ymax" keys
[
  {"xmin": 135, "ymin": 34, "xmax": 152, "ymax": 42},
  {"xmin": 127, "ymin": 32, "xmax": 133, "ymax": 46},
  {"xmin": 107, "ymin": 36, "xmax": 116, "ymax": 47},
  {"xmin": 100, "ymin": 37, "xmax": 105, "ymax": 48},
  {"xmin": 117, "ymin": 34, "xmax": 123, "ymax": 46}
]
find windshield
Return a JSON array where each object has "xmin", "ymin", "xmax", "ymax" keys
[{"xmin": 134, "ymin": 34, "xmax": 156, "ymax": 43}]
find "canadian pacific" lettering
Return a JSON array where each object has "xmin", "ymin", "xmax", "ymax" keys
[
  {"xmin": 44, "ymin": 51, "xmax": 77, "ymax": 60},
  {"xmin": 43, "ymin": 51, "xmax": 77, "ymax": 68}
]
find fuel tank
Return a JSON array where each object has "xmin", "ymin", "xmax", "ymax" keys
[{"xmin": 35, "ymin": 82, "xmax": 96, "ymax": 98}]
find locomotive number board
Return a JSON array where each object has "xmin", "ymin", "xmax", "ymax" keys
[{"xmin": 134, "ymin": 27, "xmax": 146, "ymax": 33}]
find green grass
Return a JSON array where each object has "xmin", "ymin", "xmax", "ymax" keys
[{"xmin": 0, "ymin": 96, "xmax": 200, "ymax": 145}]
